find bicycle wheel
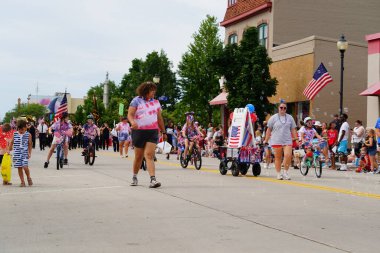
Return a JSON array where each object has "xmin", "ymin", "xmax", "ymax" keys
[
  {"xmin": 180, "ymin": 150, "xmax": 188, "ymax": 168},
  {"xmin": 56, "ymin": 145, "xmax": 61, "ymax": 170},
  {"xmin": 231, "ymin": 161, "xmax": 240, "ymax": 177},
  {"xmin": 89, "ymin": 145, "xmax": 96, "ymax": 165},
  {"xmin": 194, "ymin": 150, "xmax": 202, "ymax": 170},
  {"xmin": 300, "ymin": 160, "xmax": 310, "ymax": 176},
  {"xmin": 83, "ymin": 149, "xmax": 90, "ymax": 164},
  {"xmin": 314, "ymin": 157, "xmax": 322, "ymax": 178}
]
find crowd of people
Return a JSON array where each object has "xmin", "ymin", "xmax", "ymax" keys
[{"xmin": 1, "ymin": 81, "xmax": 380, "ymax": 187}]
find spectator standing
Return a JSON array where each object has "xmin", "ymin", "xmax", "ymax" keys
[
  {"xmin": 337, "ymin": 114, "xmax": 350, "ymax": 171},
  {"xmin": 102, "ymin": 123, "xmax": 110, "ymax": 150},
  {"xmin": 28, "ymin": 122, "xmax": 36, "ymax": 149},
  {"xmin": 111, "ymin": 126, "xmax": 119, "ymax": 152},
  {"xmin": 352, "ymin": 120, "xmax": 365, "ymax": 157},
  {"xmin": 364, "ymin": 129, "xmax": 379, "ymax": 173},
  {"xmin": 327, "ymin": 122, "xmax": 338, "ymax": 170},
  {"xmin": 37, "ymin": 120, "xmax": 48, "ymax": 151}
]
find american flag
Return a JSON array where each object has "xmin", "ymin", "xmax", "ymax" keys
[
  {"xmin": 303, "ymin": 63, "xmax": 333, "ymax": 100},
  {"xmin": 229, "ymin": 126, "xmax": 240, "ymax": 148},
  {"xmin": 54, "ymin": 93, "xmax": 68, "ymax": 121}
]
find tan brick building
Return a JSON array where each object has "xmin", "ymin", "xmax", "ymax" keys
[{"xmin": 220, "ymin": 0, "xmax": 380, "ymax": 125}]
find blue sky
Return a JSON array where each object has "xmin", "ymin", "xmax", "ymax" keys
[{"xmin": 0, "ymin": 0, "xmax": 226, "ymax": 119}]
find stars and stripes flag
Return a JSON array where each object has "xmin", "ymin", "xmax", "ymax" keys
[
  {"xmin": 303, "ymin": 63, "xmax": 333, "ymax": 100},
  {"xmin": 229, "ymin": 126, "xmax": 241, "ymax": 148},
  {"xmin": 54, "ymin": 93, "xmax": 68, "ymax": 121}
]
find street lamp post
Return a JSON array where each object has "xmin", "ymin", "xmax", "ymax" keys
[
  {"xmin": 337, "ymin": 35, "xmax": 348, "ymax": 115},
  {"xmin": 153, "ymin": 74, "xmax": 160, "ymax": 84}
]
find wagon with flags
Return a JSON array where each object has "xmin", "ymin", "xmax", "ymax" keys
[{"xmin": 219, "ymin": 107, "xmax": 262, "ymax": 177}]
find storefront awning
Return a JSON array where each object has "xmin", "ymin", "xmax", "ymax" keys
[
  {"xmin": 360, "ymin": 82, "xmax": 380, "ymax": 96},
  {"xmin": 209, "ymin": 91, "xmax": 228, "ymax": 105}
]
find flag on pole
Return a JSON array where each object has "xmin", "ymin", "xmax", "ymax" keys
[
  {"xmin": 54, "ymin": 93, "xmax": 68, "ymax": 121},
  {"xmin": 303, "ymin": 63, "xmax": 333, "ymax": 100}
]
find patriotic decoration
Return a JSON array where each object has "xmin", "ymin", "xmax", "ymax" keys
[
  {"xmin": 54, "ymin": 93, "xmax": 68, "ymax": 121},
  {"xmin": 229, "ymin": 126, "xmax": 241, "ymax": 148},
  {"xmin": 228, "ymin": 108, "xmax": 255, "ymax": 148},
  {"xmin": 303, "ymin": 63, "xmax": 333, "ymax": 100}
]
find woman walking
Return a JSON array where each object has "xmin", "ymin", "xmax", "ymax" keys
[
  {"xmin": 116, "ymin": 117, "xmax": 131, "ymax": 158},
  {"xmin": 128, "ymin": 81, "xmax": 166, "ymax": 188},
  {"xmin": 264, "ymin": 103, "xmax": 298, "ymax": 180}
]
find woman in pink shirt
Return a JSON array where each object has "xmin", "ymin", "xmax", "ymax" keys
[
  {"xmin": 128, "ymin": 82, "xmax": 166, "ymax": 188},
  {"xmin": 116, "ymin": 117, "xmax": 131, "ymax": 158}
]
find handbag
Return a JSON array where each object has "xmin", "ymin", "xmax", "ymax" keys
[{"xmin": 111, "ymin": 128, "xmax": 117, "ymax": 137}]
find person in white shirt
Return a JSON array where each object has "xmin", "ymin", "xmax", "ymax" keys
[
  {"xmin": 37, "ymin": 120, "xmax": 48, "ymax": 151},
  {"xmin": 337, "ymin": 114, "xmax": 350, "ymax": 171},
  {"xmin": 351, "ymin": 120, "xmax": 365, "ymax": 157}
]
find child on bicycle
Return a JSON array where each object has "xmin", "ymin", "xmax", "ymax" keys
[
  {"xmin": 299, "ymin": 117, "xmax": 324, "ymax": 162},
  {"xmin": 9, "ymin": 120, "xmax": 33, "ymax": 187},
  {"xmin": 182, "ymin": 112, "xmax": 203, "ymax": 159},
  {"xmin": 82, "ymin": 114, "xmax": 99, "ymax": 155},
  {"xmin": 44, "ymin": 112, "xmax": 73, "ymax": 168}
]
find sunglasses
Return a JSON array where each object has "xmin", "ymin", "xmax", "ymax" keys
[{"xmin": 279, "ymin": 107, "xmax": 287, "ymax": 110}]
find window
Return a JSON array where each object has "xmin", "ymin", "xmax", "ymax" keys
[
  {"xmin": 258, "ymin": 23, "xmax": 268, "ymax": 48},
  {"xmin": 228, "ymin": 0, "xmax": 237, "ymax": 6},
  {"xmin": 228, "ymin": 34, "xmax": 238, "ymax": 44}
]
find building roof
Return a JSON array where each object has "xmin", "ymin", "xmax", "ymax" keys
[
  {"xmin": 221, "ymin": 0, "xmax": 272, "ymax": 27},
  {"xmin": 209, "ymin": 91, "xmax": 228, "ymax": 105}
]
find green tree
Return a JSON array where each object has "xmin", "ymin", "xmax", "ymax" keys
[
  {"xmin": 218, "ymin": 27, "xmax": 278, "ymax": 122},
  {"xmin": 120, "ymin": 50, "xmax": 178, "ymax": 111},
  {"xmin": 73, "ymin": 105, "xmax": 86, "ymax": 124},
  {"xmin": 177, "ymin": 15, "xmax": 223, "ymax": 125},
  {"xmin": 3, "ymin": 103, "xmax": 48, "ymax": 123}
]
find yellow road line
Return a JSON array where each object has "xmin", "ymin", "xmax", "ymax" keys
[{"xmin": 99, "ymin": 151, "xmax": 380, "ymax": 200}]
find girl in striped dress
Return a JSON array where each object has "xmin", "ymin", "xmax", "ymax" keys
[{"xmin": 10, "ymin": 120, "xmax": 33, "ymax": 187}]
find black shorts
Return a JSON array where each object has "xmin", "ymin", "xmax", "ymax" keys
[{"xmin": 132, "ymin": 129, "xmax": 159, "ymax": 148}]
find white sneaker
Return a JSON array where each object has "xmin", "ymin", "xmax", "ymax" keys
[
  {"xmin": 264, "ymin": 164, "xmax": 268, "ymax": 169},
  {"xmin": 283, "ymin": 171, "xmax": 291, "ymax": 180},
  {"xmin": 120, "ymin": 155, "xmax": 124, "ymax": 158},
  {"xmin": 338, "ymin": 164, "xmax": 347, "ymax": 171},
  {"xmin": 276, "ymin": 173, "xmax": 283, "ymax": 180}
]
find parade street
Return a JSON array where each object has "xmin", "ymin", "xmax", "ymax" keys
[{"xmin": 0, "ymin": 148, "xmax": 379, "ymax": 253}]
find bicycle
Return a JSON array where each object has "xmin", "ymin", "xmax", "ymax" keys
[
  {"xmin": 83, "ymin": 138, "xmax": 96, "ymax": 166},
  {"xmin": 180, "ymin": 139, "xmax": 202, "ymax": 170},
  {"xmin": 300, "ymin": 139, "xmax": 325, "ymax": 178},
  {"xmin": 56, "ymin": 138, "xmax": 65, "ymax": 170}
]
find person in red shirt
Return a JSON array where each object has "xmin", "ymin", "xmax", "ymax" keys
[
  {"xmin": 0, "ymin": 123, "xmax": 14, "ymax": 185},
  {"xmin": 327, "ymin": 122, "xmax": 338, "ymax": 170},
  {"xmin": 356, "ymin": 147, "xmax": 371, "ymax": 173}
]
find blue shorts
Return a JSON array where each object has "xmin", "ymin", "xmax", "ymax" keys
[
  {"xmin": 118, "ymin": 132, "xmax": 130, "ymax": 142},
  {"xmin": 337, "ymin": 140, "xmax": 348, "ymax": 154},
  {"xmin": 368, "ymin": 148, "xmax": 377, "ymax": 156}
]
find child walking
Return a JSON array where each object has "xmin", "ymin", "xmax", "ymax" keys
[{"xmin": 10, "ymin": 120, "xmax": 33, "ymax": 187}]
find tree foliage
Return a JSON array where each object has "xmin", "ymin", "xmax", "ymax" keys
[
  {"xmin": 177, "ymin": 15, "xmax": 223, "ymax": 125},
  {"xmin": 120, "ymin": 50, "xmax": 178, "ymax": 111},
  {"xmin": 217, "ymin": 27, "xmax": 278, "ymax": 122},
  {"xmin": 3, "ymin": 103, "xmax": 48, "ymax": 123}
]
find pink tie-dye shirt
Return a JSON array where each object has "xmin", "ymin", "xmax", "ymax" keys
[{"xmin": 130, "ymin": 96, "xmax": 161, "ymax": 130}]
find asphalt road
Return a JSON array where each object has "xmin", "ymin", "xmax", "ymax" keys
[{"xmin": 0, "ymin": 146, "xmax": 379, "ymax": 253}]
